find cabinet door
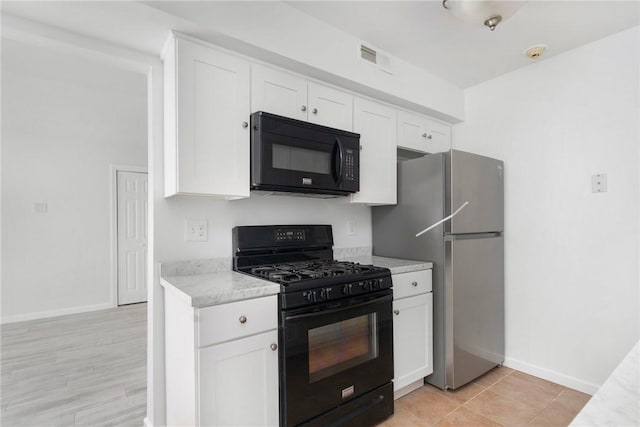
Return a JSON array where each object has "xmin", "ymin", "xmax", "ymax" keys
[
  {"xmin": 176, "ymin": 37, "xmax": 250, "ymax": 198},
  {"xmin": 397, "ymin": 110, "xmax": 427, "ymax": 153},
  {"xmin": 251, "ymin": 64, "xmax": 308, "ymax": 121},
  {"xmin": 393, "ymin": 293, "xmax": 433, "ymax": 391},
  {"xmin": 307, "ymin": 82, "xmax": 353, "ymax": 131},
  {"xmin": 199, "ymin": 330, "xmax": 279, "ymax": 427},
  {"xmin": 351, "ymin": 98, "xmax": 397, "ymax": 205},
  {"xmin": 425, "ymin": 118, "xmax": 451, "ymax": 153}
]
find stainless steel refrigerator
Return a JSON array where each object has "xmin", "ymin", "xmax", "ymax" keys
[{"xmin": 373, "ymin": 149, "xmax": 504, "ymax": 390}]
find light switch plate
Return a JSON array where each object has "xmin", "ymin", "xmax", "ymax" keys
[
  {"xmin": 591, "ymin": 174, "xmax": 607, "ymax": 193},
  {"xmin": 34, "ymin": 202, "xmax": 48, "ymax": 214},
  {"xmin": 347, "ymin": 220, "xmax": 357, "ymax": 236},
  {"xmin": 186, "ymin": 219, "xmax": 208, "ymax": 241}
]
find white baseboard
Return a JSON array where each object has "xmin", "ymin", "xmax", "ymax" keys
[
  {"xmin": 143, "ymin": 417, "xmax": 153, "ymax": 427},
  {"xmin": 503, "ymin": 356, "xmax": 600, "ymax": 395},
  {"xmin": 1, "ymin": 302, "xmax": 115, "ymax": 324}
]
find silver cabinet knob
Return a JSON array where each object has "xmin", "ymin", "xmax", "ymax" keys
[
  {"xmin": 270, "ymin": 343, "xmax": 278, "ymax": 351},
  {"xmin": 393, "ymin": 310, "xmax": 400, "ymax": 315},
  {"xmin": 241, "ymin": 121, "xmax": 248, "ymax": 128},
  {"xmin": 422, "ymin": 133, "xmax": 427, "ymax": 138},
  {"xmin": 359, "ymin": 145, "xmax": 363, "ymax": 150},
  {"xmin": 411, "ymin": 281, "xmax": 418, "ymax": 287},
  {"xmin": 301, "ymin": 105, "xmax": 307, "ymax": 112},
  {"xmin": 239, "ymin": 315, "xmax": 247, "ymax": 324},
  {"xmin": 312, "ymin": 108, "xmax": 318, "ymax": 115},
  {"xmin": 427, "ymin": 134, "xmax": 433, "ymax": 139}
]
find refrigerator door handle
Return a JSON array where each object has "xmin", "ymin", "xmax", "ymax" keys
[{"xmin": 416, "ymin": 201, "xmax": 469, "ymax": 237}]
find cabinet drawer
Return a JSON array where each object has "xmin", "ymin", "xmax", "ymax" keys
[
  {"xmin": 393, "ymin": 270, "xmax": 432, "ymax": 300},
  {"xmin": 197, "ymin": 295, "xmax": 277, "ymax": 347}
]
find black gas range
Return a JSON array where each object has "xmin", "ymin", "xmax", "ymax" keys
[
  {"xmin": 233, "ymin": 225, "xmax": 393, "ymax": 308},
  {"xmin": 233, "ymin": 225, "xmax": 394, "ymax": 427}
]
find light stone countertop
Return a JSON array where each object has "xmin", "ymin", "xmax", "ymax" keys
[
  {"xmin": 160, "ymin": 251, "xmax": 432, "ymax": 308},
  {"xmin": 336, "ymin": 255, "xmax": 433, "ymax": 274},
  {"xmin": 570, "ymin": 341, "xmax": 639, "ymax": 426},
  {"xmin": 160, "ymin": 271, "xmax": 280, "ymax": 308}
]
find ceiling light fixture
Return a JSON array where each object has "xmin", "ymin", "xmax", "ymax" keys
[{"xmin": 442, "ymin": 0, "xmax": 526, "ymax": 31}]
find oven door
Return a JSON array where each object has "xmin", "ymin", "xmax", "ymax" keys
[
  {"xmin": 280, "ymin": 290, "xmax": 393, "ymax": 427},
  {"xmin": 251, "ymin": 112, "xmax": 359, "ymax": 195}
]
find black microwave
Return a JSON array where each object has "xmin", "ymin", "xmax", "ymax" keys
[{"xmin": 250, "ymin": 111, "xmax": 360, "ymax": 196}]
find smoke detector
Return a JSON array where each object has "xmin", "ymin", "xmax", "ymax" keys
[{"xmin": 524, "ymin": 44, "xmax": 547, "ymax": 59}]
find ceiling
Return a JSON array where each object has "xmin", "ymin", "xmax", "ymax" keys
[
  {"xmin": 2, "ymin": 1, "xmax": 638, "ymax": 89},
  {"xmin": 288, "ymin": 1, "xmax": 639, "ymax": 88}
]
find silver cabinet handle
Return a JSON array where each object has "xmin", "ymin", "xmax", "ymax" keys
[
  {"xmin": 412, "ymin": 281, "xmax": 418, "ymax": 287},
  {"xmin": 270, "ymin": 343, "xmax": 278, "ymax": 351},
  {"xmin": 239, "ymin": 315, "xmax": 247, "ymax": 324},
  {"xmin": 393, "ymin": 310, "xmax": 400, "ymax": 315},
  {"xmin": 312, "ymin": 108, "xmax": 318, "ymax": 115},
  {"xmin": 422, "ymin": 133, "xmax": 427, "ymax": 138},
  {"xmin": 301, "ymin": 105, "xmax": 307, "ymax": 112},
  {"xmin": 241, "ymin": 121, "xmax": 248, "ymax": 128},
  {"xmin": 427, "ymin": 134, "xmax": 433, "ymax": 139}
]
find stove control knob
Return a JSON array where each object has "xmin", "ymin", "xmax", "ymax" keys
[
  {"xmin": 303, "ymin": 290, "xmax": 316, "ymax": 303},
  {"xmin": 324, "ymin": 288, "xmax": 333, "ymax": 300},
  {"xmin": 317, "ymin": 289, "xmax": 327, "ymax": 301},
  {"xmin": 341, "ymin": 284, "xmax": 351, "ymax": 295}
]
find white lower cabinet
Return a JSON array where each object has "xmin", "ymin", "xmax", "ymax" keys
[
  {"xmin": 199, "ymin": 330, "xmax": 279, "ymax": 427},
  {"xmin": 164, "ymin": 292, "xmax": 279, "ymax": 426},
  {"xmin": 392, "ymin": 269, "xmax": 433, "ymax": 398}
]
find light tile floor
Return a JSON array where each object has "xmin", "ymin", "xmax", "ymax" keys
[{"xmin": 380, "ymin": 367, "xmax": 592, "ymax": 427}]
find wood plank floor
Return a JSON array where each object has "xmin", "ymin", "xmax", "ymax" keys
[
  {"xmin": 2, "ymin": 303, "xmax": 591, "ymax": 427},
  {"xmin": 1, "ymin": 303, "xmax": 147, "ymax": 427}
]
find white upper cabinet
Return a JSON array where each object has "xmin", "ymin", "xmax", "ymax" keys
[
  {"xmin": 251, "ymin": 64, "xmax": 308, "ymax": 121},
  {"xmin": 397, "ymin": 110, "xmax": 452, "ymax": 154},
  {"xmin": 164, "ymin": 35, "xmax": 251, "ymax": 199},
  {"xmin": 351, "ymin": 98, "xmax": 397, "ymax": 206},
  {"xmin": 425, "ymin": 118, "xmax": 452, "ymax": 153},
  {"xmin": 307, "ymin": 82, "xmax": 353, "ymax": 131},
  {"xmin": 251, "ymin": 65, "xmax": 353, "ymax": 131},
  {"xmin": 397, "ymin": 110, "xmax": 428, "ymax": 153}
]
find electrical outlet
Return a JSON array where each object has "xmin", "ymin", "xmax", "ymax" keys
[
  {"xmin": 186, "ymin": 219, "xmax": 208, "ymax": 242},
  {"xmin": 591, "ymin": 173, "xmax": 607, "ymax": 193},
  {"xmin": 347, "ymin": 220, "xmax": 357, "ymax": 236}
]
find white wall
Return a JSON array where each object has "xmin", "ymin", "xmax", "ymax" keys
[
  {"xmin": 454, "ymin": 27, "xmax": 639, "ymax": 393},
  {"xmin": 1, "ymin": 39, "xmax": 148, "ymax": 322},
  {"xmin": 157, "ymin": 196, "xmax": 370, "ymax": 262}
]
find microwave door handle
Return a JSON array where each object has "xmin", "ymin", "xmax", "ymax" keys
[{"xmin": 334, "ymin": 137, "xmax": 344, "ymax": 183}]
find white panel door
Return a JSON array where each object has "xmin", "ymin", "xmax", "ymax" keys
[
  {"xmin": 251, "ymin": 64, "xmax": 308, "ymax": 120},
  {"xmin": 425, "ymin": 118, "xmax": 452, "ymax": 153},
  {"xmin": 199, "ymin": 330, "xmax": 279, "ymax": 427},
  {"xmin": 351, "ymin": 98, "xmax": 397, "ymax": 205},
  {"xmin": 397, "ymin": 110, "xmax": 428, "ymax": 153},
  {"xmin": 117, "ymin": 171, "xmax": 148, "ymax": 305},
  {"xmin": 393, "ymin": 293, "xmax": 433, "ymax": 391},
  {"xmin": 307, "ymin": 82, "xmax": 353, "ymax": 131},
  {"xmin": 176, "ymin": 37, "xmax": 250, "ymax": 198}
]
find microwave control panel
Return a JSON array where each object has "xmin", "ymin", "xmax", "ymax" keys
[{"xmin": 345, "ymin": 149, "xmax": 356, "ymax": 182}]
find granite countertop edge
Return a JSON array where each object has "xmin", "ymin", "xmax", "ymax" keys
[{"xmin": 160, "ymin": 254, "xmax": 433, "ymax": 308}]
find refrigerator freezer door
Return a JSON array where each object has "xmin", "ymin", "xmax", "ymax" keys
[
  {"xmin": 445, "ymin": 234, "xmax": 504, "ymax": 389},
  {"xmin": 447, "ymin": 150, "xmax": 504, "ymax": 234}
]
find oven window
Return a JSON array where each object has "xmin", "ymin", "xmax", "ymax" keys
[
  {"xmin": 308, "ymin": 313, "xmax": 378, "ymax": 383},
  {"xmin": 272, "ymin": 144, "xmax": 331, "ymax": 175}
]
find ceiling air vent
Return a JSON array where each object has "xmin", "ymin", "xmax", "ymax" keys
[{"xmin": 359, "ymin": 43, "xmax": 392, "ymax": 74}]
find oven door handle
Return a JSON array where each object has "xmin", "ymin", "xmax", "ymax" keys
[{"xmin": 285, "ymin": 293, "xmax": 392, "ymax": 321}]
